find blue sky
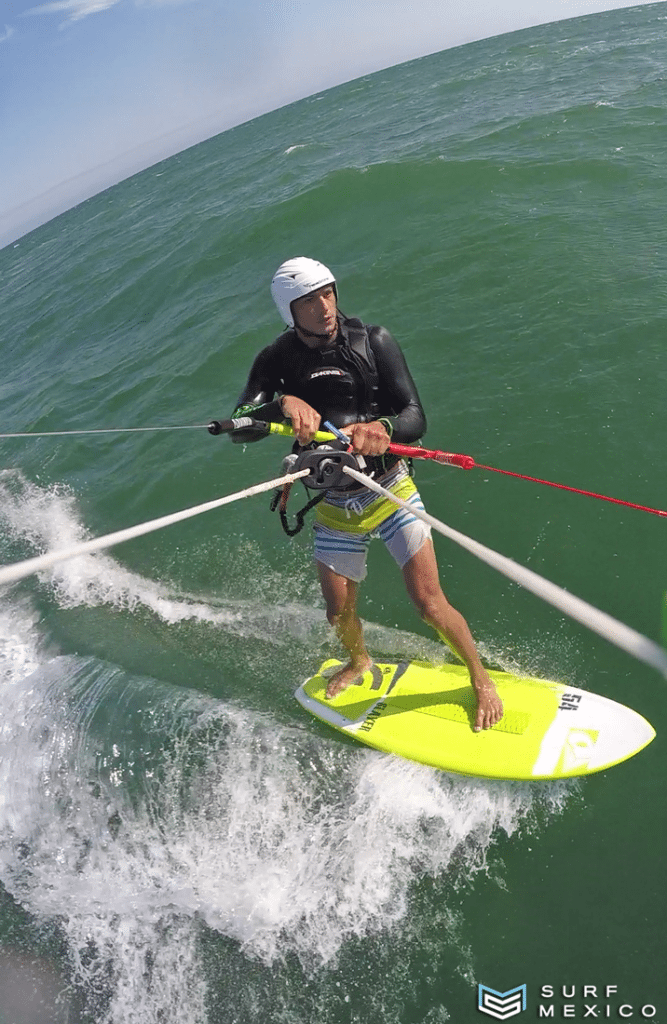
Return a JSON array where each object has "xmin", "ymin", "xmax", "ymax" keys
[{"xmin": 1, "ymin": 0, "xmax": 660, "ymax": 246}]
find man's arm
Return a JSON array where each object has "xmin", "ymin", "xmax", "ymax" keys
[
  {"xmin": 367, "ymin": 326, "xmax": 427, "ymax": 444},
  {"xmin": 337, "ymin": 326, "xmax": 427, "ymax": 456},
  {"xmin": 230, "ymin": 344, "xmax": 285, "ymax": 443},
  {"xmin": 336, "ymin": 325, "xmax": 426, "ymax": 458}
]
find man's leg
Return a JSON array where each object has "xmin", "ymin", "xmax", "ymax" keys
[
  {"xmin": 402, "ymin": 539, "xmax": 503, "ymax": 732},
  {"xmin": 316, "ymin": 561, "xmax": 373, "ymax": 699}
]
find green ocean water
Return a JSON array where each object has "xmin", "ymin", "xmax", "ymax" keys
[{"xmin": 1, "ymin": 4, "xmax": 666, "ymax": 1022}]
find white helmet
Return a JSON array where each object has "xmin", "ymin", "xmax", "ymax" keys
[{"xmin": 271, "ymin": 257, "xmax": 337, "ymax": 327}]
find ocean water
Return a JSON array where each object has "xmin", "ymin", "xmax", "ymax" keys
[{"xmin": 1, "ymin": 4, "xmax": 666, "ymax": 1022}]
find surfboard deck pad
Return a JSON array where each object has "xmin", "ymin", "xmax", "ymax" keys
[{"xmin": 295, "ymin": 659, "xmax": 655, "ymax": 780}]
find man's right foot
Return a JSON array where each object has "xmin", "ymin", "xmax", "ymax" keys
[{"xmin": 325, "ymin": 658, "xmax": 373, "ymax": 699}]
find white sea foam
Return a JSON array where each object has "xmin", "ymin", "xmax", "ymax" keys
[
  {"xmin": 0, "ymin": 471, "xmax": 464, "ymax": 661},
  {"xmin": 0, "ymin": 640, "xmax": 574, "ymax": 1021},
  {"xmin": 0, "ymin": 472, "xmax": 577, "ymax": 1022},
  {"xmin": 0, "ymin": 470, "xmax": 318, "ymax": 642}
]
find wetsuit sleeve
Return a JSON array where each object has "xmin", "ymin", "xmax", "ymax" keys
[
  {"xmin": 229, "ymin": 343, "xmax": 286, "ymax": 443},
  {"xmin": 368, "ymin": 326, "xmax": 427, "ymax": 443}
]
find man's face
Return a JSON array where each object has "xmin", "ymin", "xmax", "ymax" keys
[{"xmin": 292, "ymin": 284, "xmax": 338, "ymax": 344}]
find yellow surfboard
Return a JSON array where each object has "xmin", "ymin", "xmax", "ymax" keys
[{"xmin": 295, "ymin": 660, "xmax": 655, "ymax": 780}]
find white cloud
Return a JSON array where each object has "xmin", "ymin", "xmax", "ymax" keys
[
  {"xmin": 135, "ymin": 0, "xmax": 199, "ymax": 7},
  {"xmin": 24, "ymin": 0, "xmax": 195, "ymax": 21},
  {"xmin": 0, "ymin": 24, "xmax": 15, "ymax": 41},
  {"xmin": 24, "ymin": 0, "xmax": 119, "ymax": 23}
]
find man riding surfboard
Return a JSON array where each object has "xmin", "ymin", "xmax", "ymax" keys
[{"xmin": 232, "ymin": 257, "xmax": 502, "ymax": 731}]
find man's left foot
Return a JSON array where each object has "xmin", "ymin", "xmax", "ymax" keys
[{"xmin": 472, "ymin": 670, "xmax": 504, "ymax": 732}]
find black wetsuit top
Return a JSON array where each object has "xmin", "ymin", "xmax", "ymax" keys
[{"xmin": 232, "ymin": 317, "xmax": 427, "ymax": 449}]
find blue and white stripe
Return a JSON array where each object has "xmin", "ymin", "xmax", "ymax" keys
[{"xmin": 313, "ymin": 485, "xmax": 431, "ymax": 581}]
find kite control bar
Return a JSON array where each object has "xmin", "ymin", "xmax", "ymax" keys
[
  {"xmin": 208, "ymin": 416, "xmax": 271, "ymax": 436},
  {"xmin": 207, "ymin": 417, "xmax": 474, "ymax": 469},
  {"xmin": 207, "ymin": 418, "xmax": 364, "ymax": 489},
  {"xmin": 207, "ymin": 417, "xmax": 667, "ymax": 518}
]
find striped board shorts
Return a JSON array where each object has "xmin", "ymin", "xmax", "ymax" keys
[{"xmin": 312, "ymin": 461, "xmax": 431, "ymax": 583}]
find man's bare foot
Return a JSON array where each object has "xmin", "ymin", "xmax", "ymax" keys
[
  {"xmin": 325, "ymin": 658, "xmax": 373, "ymax": 699},
  {"xmin": 472, "ymin": 670, "xmax": 504, "ymax": 732}
]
